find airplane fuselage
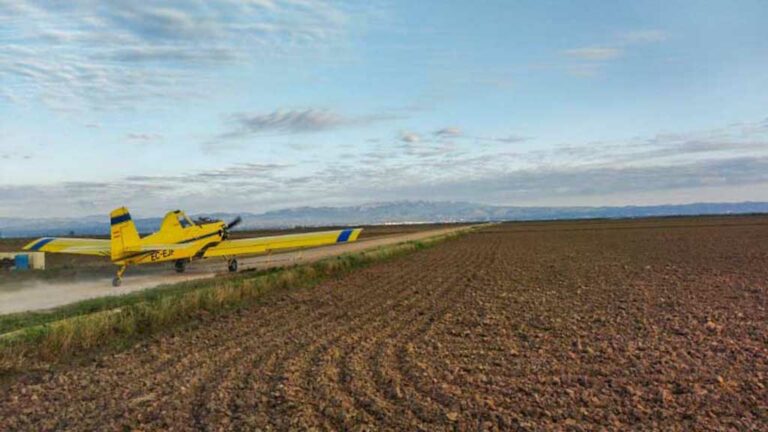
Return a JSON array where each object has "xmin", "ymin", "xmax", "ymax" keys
[{"xmin": 112, "ymin": 210, "xmax": 227, "ymax": 266}]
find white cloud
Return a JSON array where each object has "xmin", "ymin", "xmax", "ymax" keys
[
  {"xmin": 399, "ymin": 131, "xmax": 421, "ymax": 143},
  {"xmin": 425, "ymin": 126, "xmax": 529, "ymax": 144},
  {"xmin": 215, "ymin": 108, "xmax": 398, "ymax": 141},
  {"xmin": 126, "ymin": 133, "xmax": 163, "ymax": 142},
  {"xmin": 0, "ymin": 0, "xmax": 368, "ymax": 110},
  {"xmin": 564, "ymin": 47, "xmax": 622, "ymax": 61},
  {"xmin": 494, "ymin": 135, "xmax": 528, "ymax": 144},
  {"xmin": 433, "ymin": 127, "xmax": 462, "ymax": 138},
  {"xmin": 233, "ymin": 109, "xmax": 346, "ymax": 134},
  {"xmin": 562, "ymin": 29, "xmax": 666, "ymax": 77},
  {"xmin": 4, "ymin": 156, "xmax": 768, "ymax": 217},
  {"xmin": 2, "ymin": 119, "xmax": 768, "ymax": 217}
]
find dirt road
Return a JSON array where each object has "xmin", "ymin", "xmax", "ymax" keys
[
  {"xmin": 0, "ymin": 226, "xmax": 468, "ymax": 315},
  {"xmin": 1, "ymin": 218, "xmax": 766, "ymax": 430}
]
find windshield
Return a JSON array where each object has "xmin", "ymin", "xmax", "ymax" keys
[{"xmin": 177, "ymin": 213, "xmax": 195, "ymax": 228}]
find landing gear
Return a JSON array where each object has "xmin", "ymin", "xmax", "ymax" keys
[
  {"xmin": 227, "ymin": 258, "xmax": 238, "ymax": 273},
  {"xmin": 113, "ymin": 265, "xmax": 127, "ymax": 287},
  {"xmin": 175, "ymin": 259, "xmax": 187, "ymax": 273}
]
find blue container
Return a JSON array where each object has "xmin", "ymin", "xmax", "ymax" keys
[{"xmin": 14, "ymin": 254, "xmax": 30, "ymax": 270}]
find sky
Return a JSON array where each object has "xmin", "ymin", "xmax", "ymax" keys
[{"xmin": 1, "ymin": 0, "xmax": 768, "ymax": 218}]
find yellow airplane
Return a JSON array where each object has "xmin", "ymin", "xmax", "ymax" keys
[{"xmin": 23, "ymin": 207, "xmax": 362, "ymax": 286}]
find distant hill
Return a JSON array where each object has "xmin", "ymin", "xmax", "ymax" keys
[{"xmin": 2, "ymin": 200, "xmax": 768, "ymax": 238}]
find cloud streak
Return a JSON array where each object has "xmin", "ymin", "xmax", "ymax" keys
[
  {"xmin": 217, "ymin": 108, "xmax": 398, "ymax": 140},
  {"xmin": 433, "ymin": 127, "xmax": 462, "ymax": 138},
  {"xmin": 4, "ymin": 155, "xmax": 768, "ymax": 218},
  {"xmin": 399, "ymin": 131, "xmax": 421, "ymax": 143},
  {"xmin": 230, "ymin": 109, "xmax": 348, "ymax": 135},
  {"xmin": 563, "ymin": 29, "xmax": 667, "ymax": 77},
  {"xmin": 564, "ymin": 47, "xmax": 622, "ymax": 61},
  {"xmin": 126, "ymin": 133, "xmax": 163, "ymax": 142},
  {"xmin": 0, "ymin": 0, "xmax": 365, "ymax": 110},
  {"xmin": 2, "ymin": 117, "xmax": 768, "ymax": 217},
  {"xmin": 403, "ymin": 125, "xmax": 529, "ymax": 146}
]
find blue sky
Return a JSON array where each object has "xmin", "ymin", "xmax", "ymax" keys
[{"xmin": 1, "ymin": 0, "xmax": 768, "ymax": 217}]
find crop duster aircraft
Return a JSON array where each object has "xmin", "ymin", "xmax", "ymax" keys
[{"xmin": 23, "ymin": 207, "xmax": 362, "ymax": 286}]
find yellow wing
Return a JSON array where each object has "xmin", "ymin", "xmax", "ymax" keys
[
  {"xmin": 22, "ymin": 237, "xmax": 111, "ymax": 256},
  {"xmin": 203, "ymin": 228, "xmax": 363, "ymax": 258}
]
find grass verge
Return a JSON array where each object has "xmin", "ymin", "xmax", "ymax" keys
[
  {"xmin": 0, "ymin": 228, "xmax": 473, "ymax": 374},
  {"xmin": 0, "ymin": 266, "xmax": 286, "ymax": 335}
]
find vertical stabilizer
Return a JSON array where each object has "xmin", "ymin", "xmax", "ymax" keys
[{"xmin": 110, "ymin": 207, "xmax": 140, "ymax": 261}]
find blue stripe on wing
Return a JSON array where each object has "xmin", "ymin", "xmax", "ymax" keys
[
  {"xmin": 336, "ymin": 228, "xmax": 353, "ymax": 243},
  {"xmin": 28, "ymin": 237, "xmax": 54, "ymax": 251}
]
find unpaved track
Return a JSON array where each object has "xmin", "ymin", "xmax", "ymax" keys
[
  {"xmin": 0, "ymin": 227, "xmax": 466, "ymax": 315},
  {"xmin": 1, "ymin": 220, "xmax": 767, "ymax": 430}
]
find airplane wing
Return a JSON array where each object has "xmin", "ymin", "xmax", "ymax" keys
[
  {"xmin": 202, "ymin": 228, "xmax": 363, "ymax": 258},
  {"xmin": 22, "ymin": 237, "xmax": 111, "ymax": 256}
]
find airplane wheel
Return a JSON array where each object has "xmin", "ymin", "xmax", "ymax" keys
[
  {"xmin": 112, "ymin": 277, "xmax": 122, "ymax": 287},
  {"xmin": 175, "ymin": 260, "xmax": 187, "ymax": 273},
  {"xmin": 228, "ymin": 259, "xmax": 238, "ymax": 273}
]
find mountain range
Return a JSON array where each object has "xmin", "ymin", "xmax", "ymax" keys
[{"xmin": 1, "ymin": 200, "xmax": 767, "ymax": 238}]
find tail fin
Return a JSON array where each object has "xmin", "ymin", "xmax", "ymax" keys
[{"xmin": 110, "ymin": 207, "xmax": 140, "ymax": 260}]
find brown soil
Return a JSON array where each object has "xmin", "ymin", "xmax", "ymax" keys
[{"xmin": 1, "ymin": 217, "xmax": 766, "ymax": 430}]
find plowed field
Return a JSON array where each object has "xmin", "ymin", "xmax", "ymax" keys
[{"xmin": 2, "ymin": 218, "xmax": 767, "ymax": 430}]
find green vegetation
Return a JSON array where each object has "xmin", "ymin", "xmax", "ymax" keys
[
  {"xmin": 0, "ymin": 266, "xmax": 283, "ymax": 335},
  {"xmin": 0, "ymin": 230, "xmax": 471, "ymax": 374}
]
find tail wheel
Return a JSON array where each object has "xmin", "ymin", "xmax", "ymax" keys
[
  {"xmin": 113, "ymin": 265, "xmax": 127, "ymax": 287},
  {"xmin": 175, "ymin": 260, "xmax": 187, "ymax": 273},
  {"xmin": 228, "ymin": 259, "xmax": 238, "ymax": 273}
]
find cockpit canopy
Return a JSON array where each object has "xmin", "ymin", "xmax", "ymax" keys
[
  {"xmin": 159, "ymin": 210, "xmax": 223, "ymax": 232},
  {"xmin": 174, "ymin": 210, "xmax": 196, "ymax": 228},
  {"xmin": 160, "ymin": 210, "xmax": 198, "ymax": 231}
]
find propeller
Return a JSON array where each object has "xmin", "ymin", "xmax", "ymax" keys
[
  {"xmin": 226, "ymin": 216, "xmax": 242, "ymax": 230},
  {"xmin": 221, "ymin": 216, "xmax": 242, "ymax": 239}
]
